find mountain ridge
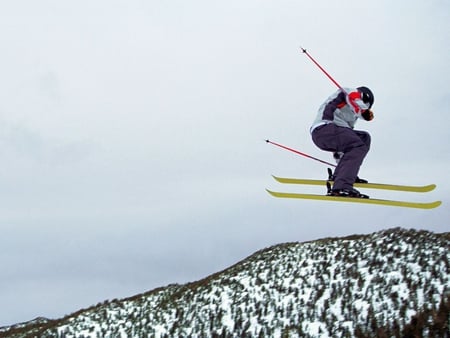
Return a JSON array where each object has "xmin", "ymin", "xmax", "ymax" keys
[{"xmin": 1, "ymin": 227, "xmax": 449, "ymax": 338}]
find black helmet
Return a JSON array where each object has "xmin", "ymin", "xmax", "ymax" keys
[{"xmin": 357, "ymin": 86, "xmax": 374, "ymax": 108}]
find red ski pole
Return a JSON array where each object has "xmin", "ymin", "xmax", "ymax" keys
[
  {"xmin": 266, "ymin": 139, "xmax": 336, "ymax": 167},
  {"xmin": 300, "ymin": 47, "xmax": 346, "ymax": 93}
]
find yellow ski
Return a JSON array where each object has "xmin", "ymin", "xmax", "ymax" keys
[
  {"xmin": 266, "ymin": 190, "xmax": 441, "ymax": 209},
  {"xmin": 272, "ymin": 176, "xmax": 436, "ymax": 193}
]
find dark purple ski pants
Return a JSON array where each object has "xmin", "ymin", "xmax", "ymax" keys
[{"xmin": 312, "ymin": 124, "xmax": 371, "ymax": 190}]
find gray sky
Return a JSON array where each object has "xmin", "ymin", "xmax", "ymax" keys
[{"xmin": 1, "ymin": 0, "xmax": 449, "ymax": 326}]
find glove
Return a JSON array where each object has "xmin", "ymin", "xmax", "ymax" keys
[{"xmin": 362, "ymin": 109, "xmax": 374, "ymax": 121}]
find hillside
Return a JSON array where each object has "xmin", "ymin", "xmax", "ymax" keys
[{"xmin": 1, "ymin": 227, "xmax": 449, "ymax": 338}]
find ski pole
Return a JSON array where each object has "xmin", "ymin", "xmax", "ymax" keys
[
  {"xmin": 300, "ymin": 47, "xmax": 346, "ymax": 93},
  {"xmin": 266, "ymin": 139, "xmax": 336, "ymax": 167}
]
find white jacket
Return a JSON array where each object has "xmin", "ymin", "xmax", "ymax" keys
[{"xmin": 310, "ymin": 88, "xmax": 370, "ymax": 133}]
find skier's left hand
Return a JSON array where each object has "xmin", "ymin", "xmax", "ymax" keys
[{"xmin": 362, "ymin": 109, "xmax": 374, "ymax": 121}]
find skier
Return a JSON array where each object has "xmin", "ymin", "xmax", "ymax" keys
[{"xmin": 310, "ymin": 86, "xmax": 374, "ymax": 198}]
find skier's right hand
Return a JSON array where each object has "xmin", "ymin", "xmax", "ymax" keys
[{"xmin": 362, "ymin": 109, "xmax": 374, "ymax": 121}]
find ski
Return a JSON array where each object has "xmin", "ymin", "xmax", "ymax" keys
[
  {"xmin": 266, "ymin": 190, "xmax": 442, "ymax": 209},
  {"xmin": 272, "ymin": 176, "xmax": 436, "ymax": 193}
]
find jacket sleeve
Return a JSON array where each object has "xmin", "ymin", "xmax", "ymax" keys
[{"xmin": 322, "ymin": 91, "xmax": 347, "ymax": 120}]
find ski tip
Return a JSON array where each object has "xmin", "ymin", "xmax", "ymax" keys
[{"xmin": 430, "ymin": 200, "xmax": 442, "ymax": 209}]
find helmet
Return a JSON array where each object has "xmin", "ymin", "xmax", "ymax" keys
[{"xmin": 357, "ymin": 86, "xmax": 374, "ymax": 108}]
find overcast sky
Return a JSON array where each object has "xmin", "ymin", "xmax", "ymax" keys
[{"xmin": 1, "ymin": 0, "xmax": 449, "ymax": 326}]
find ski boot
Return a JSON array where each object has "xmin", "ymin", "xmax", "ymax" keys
[
  {"xmin": 328, "ymin": 188, "xmax": 369, "ymax": 199},
  {"xmin": 327, "ymin": 168, "xmax": 368, "ymax": 184}
]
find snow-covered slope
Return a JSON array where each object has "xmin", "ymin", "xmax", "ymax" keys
[{"xmin": 1, "ymin": 228, "xmax": 449, "ymax": 338}]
